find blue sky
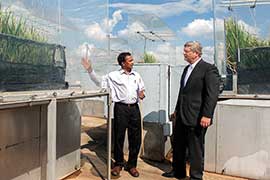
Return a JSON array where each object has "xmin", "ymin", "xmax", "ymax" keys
[
  {"xmin": 3, "ymin": 1, "xmax": 270, "ymax": 49},
  {"xmin": 4, "ymin": 0, "xmax": 270, "ymax": 64},
  {"xmin": 105, "ymin": 0, "xmax": 216, "ymax": 64},
  {"xmin": 106, "ymin": 0, "xmax": 269, "ymax": 64},
  {"xmin": 2, "ymin": 0, "xmax": 270, "ymax": 85},
  {"xmin": 109, "ymin": 0, "xmax": 214, "ymax": 43}
]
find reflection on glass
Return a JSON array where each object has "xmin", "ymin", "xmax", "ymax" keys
[
  {"xmin": 214, "ymin": 0, "xmax": 270, "ymax": 94},
  {"xmin": 0, "ymin": 0, "xmax": 108, "ymax": 91},
  {"xmin": 0, "ymin": 1, "xmax": 66, "ymax": 91}
]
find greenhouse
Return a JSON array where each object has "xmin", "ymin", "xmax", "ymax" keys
[{"xmin": 1, "ymin": 0, "xmax": 270, "ymax": 180}]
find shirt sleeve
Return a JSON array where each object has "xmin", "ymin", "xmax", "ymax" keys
[
  {"xmin": 101, "ymin": 74, "xmax": 109, "ymax": 89},
  {"xmin": 137, "ymin": 74, "xmax": 145, "ymax": 92},
  {"xmin": 88, "ymin": 70, "xmax": 102, "ymax": 87}
]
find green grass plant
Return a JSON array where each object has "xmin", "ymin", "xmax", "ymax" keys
[
  {"xmin": 0, "ymin": 5, "xmax": 46, "ymax": 42},
  {"xmin": 225, "ymin": 18, "xmax": 270, "ymax": 72},
  {"xmin": 0, "ymin": 3, "xmax": 53, "ymax": 65},
  {"xmin": 143, "ymin": 52, "xmax": 157, "ymax": 63}
]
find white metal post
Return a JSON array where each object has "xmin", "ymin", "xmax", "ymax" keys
[
  {"xmin": 107, "ymin": 92, "xmax": 112, "ymax": 180},
  {"xmin": 47, "ymin": 98, "xmax": 57, "ymax": 180}
]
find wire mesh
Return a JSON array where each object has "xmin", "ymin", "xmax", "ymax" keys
[
  {"xmin": 0, "ymin": 33, "xmax": 66, "ymax": 91},
  {"xmin": 214, "ymin": 0, "xmax": 270, "ymax": 93},
  {"xmin": 126, "ymin": 13, "xmax": 177, "ymax": 64},
  {"xmin": 0, "ymin": 0, "xmax": 109, "ymax": 91},
  {"xmin": 238, "ymin": 47, "xmax": 270, "ymax": 94}
]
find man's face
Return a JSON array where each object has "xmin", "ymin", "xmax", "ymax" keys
[
  {"xmin": 183, "ymin": 46, "xmax": 198, "ymax": 64},
  {"xmin": 122, "ymin": 55, "xmax": 134, "ymax": 71}
]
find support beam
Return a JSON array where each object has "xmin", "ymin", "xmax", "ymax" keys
[{"xmin": 47, "ymin": 98, "xmax": 57, "ymax": 180}]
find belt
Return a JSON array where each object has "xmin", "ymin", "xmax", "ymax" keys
[{"xmin": 116, "ymin": 102, "xmax": 137, "ymax": 107}]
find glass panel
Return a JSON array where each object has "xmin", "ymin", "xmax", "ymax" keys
[
  {"xmin": 238, "ymin": 47, "xmax": 270, "ymax": 94},
  {"xmin": 0, "ymin": 0, "xmax": 65, "ymax": 91},
  {"xmin": 214, "ymin": 0, "xmax": 270, "ymax": 93},
  {"xmin": 0, "ymin": 0, "xmax": 108, "ymax": 91},
  {"xmin": 126, "ymin": 13, "xmax": 177, "ymax": 64},
  {"xmin": 60, "ymin": 0, "xmax": 108, "ymax": 90},
  {"xmin": 1, "ymin": 0, "xmax": 224, "ymax": 92}
]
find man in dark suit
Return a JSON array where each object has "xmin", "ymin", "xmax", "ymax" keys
[{"xmin": 162, "ymin": 41, "xmax": 220, "ymax": 180}]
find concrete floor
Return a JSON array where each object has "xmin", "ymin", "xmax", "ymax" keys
[{"xmin": 63, "ymin": 116, "xmax": 250, "ymax": 180}]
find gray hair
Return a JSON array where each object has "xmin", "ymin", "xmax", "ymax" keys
[{"xmin": 184, "ymin": 41, "xmax": 202, "ymax": 56}]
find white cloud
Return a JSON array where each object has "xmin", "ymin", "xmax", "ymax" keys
[
  {"xmin": 181, "ymin": 17, "xmax": 259, "ymax": 40},
  {"xmin": 238, "ymin": 20, "xmax": 259, "ymax": 35},
  {"xmin": 110, "ymin": 0, "xmax": 211, "ymax": 18},
  {"xmin": 175, "ymin": 46, "xmax": 186, "ymax": 65},
  {"xmin": 202, "ymin": 46, "xmax": 214, "ymax": 64},
  {"xmin": 118, "ymin": 29, "xmax": 129, "ymax": 38},
  {"xmin": 147, "ymin": 42, "xmax": 177, "ymax": 64},
  {"xmin": 118, "ymin": 21, "xmax": 146, "ymax": 38},
  {"xmin": 215, "ymin": 18, "xmax": 225, "ymax": 32},
  {"xmin": 181, "ymin": 18, "xmax": 214, "ymax": 37},
  {"xmin": 102, "ymin": 10, "xmax": 123, "ymax": 32},
  {"xmin": 85, "ymin": 10, "xmax": 123, "ymax": 41},
  {"xmin": 85, "ymin": 23, "xmax": 107, "ymax": 41}
]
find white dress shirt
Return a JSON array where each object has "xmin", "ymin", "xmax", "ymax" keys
[
  {"xmin": 184, "ymin": 58, "xmax": 201, "ymax": 87},
  {"xmin": 88, "ymin": 69, "xmax": 145, "ymax": 104}
]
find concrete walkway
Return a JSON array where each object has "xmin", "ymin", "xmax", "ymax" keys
[{"xmin": 63, "ymin": 116, "xmax": 249, "ymax": 180}]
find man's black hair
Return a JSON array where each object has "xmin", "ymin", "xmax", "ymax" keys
[{"xmin": 117, "ymin": 52, "xmax": 131, "ymax": 66}]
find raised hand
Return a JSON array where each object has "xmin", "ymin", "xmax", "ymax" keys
[{"xmin": 81, "ymin": 57, "xmax": 92, "ymax": 73}]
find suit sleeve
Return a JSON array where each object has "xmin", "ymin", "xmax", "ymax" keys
[
  {"xmin": 202, "ymin": 65, "xmax": 220, "ymax": 118},
  {"xmin": 174, "ymin": 67, "xmax": 186, "ymax": 113},
  {"xmin": 174, "ymin": 90, "xmax": 180, "ymax": 113}
]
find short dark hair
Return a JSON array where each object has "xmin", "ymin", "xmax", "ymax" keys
[{"xmin": 117, "ymin": 52, "xmax": 131, "ymax": 66}]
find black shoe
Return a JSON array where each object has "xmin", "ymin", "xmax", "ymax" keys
[
  {"xmin": 162, "ymin": 170, "xmax": 187, "ymax": 179},
  {"xmin": 162, "ymin": 170, "xmax": 176, "ymax": 178}
]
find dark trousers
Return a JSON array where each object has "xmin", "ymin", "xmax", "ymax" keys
[
  {"xmin": 172, "ymin": 121, "xmax": 207, "ymax": 180},
  {"xmin": 113, "ymin": 102, "xmax": 141, "ymax": 169}
]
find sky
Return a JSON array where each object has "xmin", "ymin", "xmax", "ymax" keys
[
  {"xmin": 107, "ymin": 0, "xmax": 270, "ymax": 64},
  {"xmin": 108, "ymin": 0, "xmax": 215, "ymax": 64},
  {"xmin": 2, "ymin": 0, "xmax": 213, "ymax": 64},
  {"xmin": 3, "ymin": 0, "xmax": 270, "ymax": 61},
  {"xmin": 2, "ymin": 0, "xmax": 270, "ymax": 85}
]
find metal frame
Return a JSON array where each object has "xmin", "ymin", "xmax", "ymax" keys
[
  {"xmin": 219, "ymin": 0, "xmax": 270, "ymax": 7},
  {"xmin": 0, "ymin": 90, "xmax": 112, "ymax": 180}
]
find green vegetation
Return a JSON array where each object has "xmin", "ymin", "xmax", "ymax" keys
[
  {"xmin": 143, "ymin": 52, "xmax": 157, "ymax": 63},
  {"xmin": 0, "ymin": 3, "xmax": 54, "ymax": 65},
  {"xmin": 0, "ymin": 36, "xmax": 54, "ymax": 65},
  {"xmin": 0, "ymin": 4, "xmax": 46, "ymax": 41},
  {"xmin": 225, "ymin": 18, "xmax": 270, "ymax": 72},
  {"xmin": 240, "ymin": 47, "xmax": 270, "ymax": 69}
]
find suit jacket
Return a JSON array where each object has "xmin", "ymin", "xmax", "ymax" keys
[{"xmin": 175, "ymin": 59, "xmax": 220, "ymax": 127}]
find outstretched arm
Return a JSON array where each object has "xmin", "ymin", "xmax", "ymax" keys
[{"xmin": 81, "ymin": 57, "xmax": 102, "ymax": 87}]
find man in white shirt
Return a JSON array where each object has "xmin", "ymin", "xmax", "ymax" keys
[{"xmin": 81, "ymin": 52, "xmax": 145, "ymax": 178}]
